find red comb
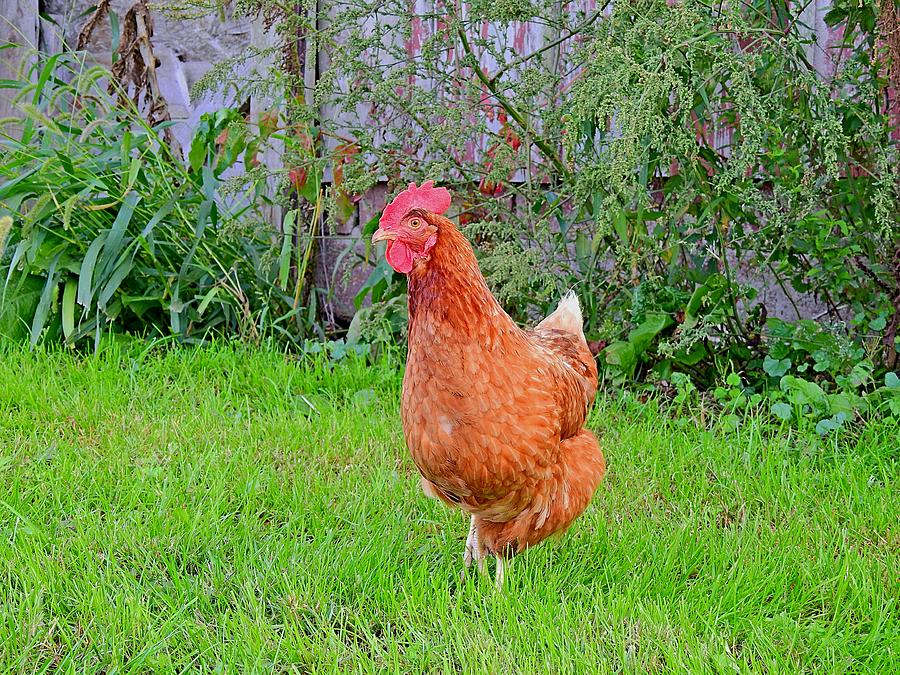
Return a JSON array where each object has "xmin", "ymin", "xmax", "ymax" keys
[{"xmin": 379, "ymin": 181, "xmax": 451, "ymax": 230}]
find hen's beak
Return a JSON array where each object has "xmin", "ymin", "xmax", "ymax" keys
[{"xmin": 372, "ymin": 228, "xmax": 397, "ymax": 244}]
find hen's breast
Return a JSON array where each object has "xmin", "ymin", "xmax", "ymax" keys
[{"xmin": 401, "ymin": 336, "xmax": 560, "ymax": 513}]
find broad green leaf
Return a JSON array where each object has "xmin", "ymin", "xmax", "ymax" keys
[
  {"xmin": 763, "ymin": 355, "xmax": 791, "ymax": 378},
  {"xmin": 673, "ymin": 342, "xmax": 707, "ymax": 366},
  {"xmin": 771, "ymin": 402, "xmax": 792, "ymax": 420},
  {"xmin": 0, "ymin": 272, "xmax": 43, "ymax": 341},
  {"xmin": 613, "ymin": 210, "xmax": 628, "ymax": 244},
  {"xmin": 189, "ymin": 132, "xmax": 207, "ymax": 173},
  {"xmin": 869, "ymin": 315, "xmax": 887, "ymax": 331},
  {"xmin": 627, "ymin": 313, "xmax": 673, "ymax": 356},
  {"xmin": 684, "ymin": 283, "xmax": 709, "ymax": 328},
  {"xmin": 603, "ymin": 341, "xmax": 637, "ymax": 373},
  {"xmin": 828, "ymin": 392, "xmax": 862, "ymax": 416},
  {"xmin": 780, "ymin": 375, "xmax": 828, "ymax": 413},
  {"xmin": 298, "ymin": 163, "xmax": 322, "ymax": 203},
  {"xmin": 815, "ymin": 412, "xmax": 847, "ymax": 436},
  {"xmin": 575, "ymin": 230, "xmax": 590, "ymax": 268}
]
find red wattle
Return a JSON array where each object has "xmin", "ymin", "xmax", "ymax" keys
[{"xmin": 386, "ymin": 240, "xmax": 414, "ymax": 274}]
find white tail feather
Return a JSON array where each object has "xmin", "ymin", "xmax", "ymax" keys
[{"xmin": 536, "ymin": 290, "xmax": 583, "ymax": 336}]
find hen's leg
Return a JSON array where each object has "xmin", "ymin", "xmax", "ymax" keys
[
  {"xmin": 463, "ymin": 515, "xmax": 486, "ymax": 574},
  {"xmin": 495, "ymin": 555, "xmax": 511, "ymax": 588},
  {"xmin": 463, "ymin": 515, "xmax": 476, "ymax": 567}
]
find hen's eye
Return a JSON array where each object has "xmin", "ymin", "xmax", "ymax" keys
[{"xmin": 409, "ymin": 218, "xmax": 421, "ymax": 229}]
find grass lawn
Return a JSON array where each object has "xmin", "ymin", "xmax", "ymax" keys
[{"xmin": 0, "ymin": 343, "xmax": 896, "ymax": 672}]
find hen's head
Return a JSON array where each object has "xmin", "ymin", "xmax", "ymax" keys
[{"xmin": 372, "ymin": 181, "xmax": 451, "ymax": 274}]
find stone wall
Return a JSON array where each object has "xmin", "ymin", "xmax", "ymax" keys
[{"xmin": 39, "ymin": 1, "xmax": 253, "ymax": 152}]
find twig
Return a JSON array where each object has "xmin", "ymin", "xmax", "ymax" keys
[
  {"xmin": 488, "ymin": 4, "xmax": 611, "ymax": 85},
  {"xmin": 455, "ymin": 23, "xmax": 570, "ymax": 180},
  {"xmin": 854, "ymin": 256, "xmax": 894, "ymax": 295}
]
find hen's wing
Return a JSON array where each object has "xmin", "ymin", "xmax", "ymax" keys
[{"xmin": 526, "ymin": 326, "xmax": 597, "ymax": 439}]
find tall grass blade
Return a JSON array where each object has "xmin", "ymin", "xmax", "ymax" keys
[
  {"xmin": 98, "ymin": 192, "xmax": 140, "ymax": 280},
  {"xmin": 29, "ymin": 253, "xmax": 60, "ymax": 345},
  {"xmin": 77, "ymin": 231, "xmax": 108, "ymax": 307}
]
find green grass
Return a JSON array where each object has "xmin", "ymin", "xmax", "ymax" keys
[{"xmin": 0, "ymin": 342, "xmax": 896, "ymax": 673}]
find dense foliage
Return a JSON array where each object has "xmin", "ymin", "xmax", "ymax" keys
[
  {"xmin": 184, "ymin": 0, "xmax": 900, "ymax": 422},
  {"xmin": 0, "ymin": 54, "xmax": 317, "ymax": 346}
]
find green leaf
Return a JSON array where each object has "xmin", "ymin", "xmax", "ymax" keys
[
  {"xmin": 847, "ymin": 360, "xmax": 873, "ymax": 388},
  {"xmin": 196, "ymin": 285, "xmax": 220, "ymax": 317},
  {"xmin": 684, "ymin": 283, "xmax": 710, "ymax": 328},
  {"xmin": 815, "ymin": 412, "xmax": 847, "ymax": 436},
  {"xmin": 98, "ymin": 255, "xmax": 135, "ymax": 310},
  {"xmin": 575, "ymin": 230, "xmax": 589, "ymax": 268},
  {"xmin": 189, "ymin": 130, "xmax": 207, "ymax": 172},
  {"xmin": 828, "ymin": 392, "xmax": 862, "ymax": 416},
  {"xmin": 30, "ymin": 253, "xmax": 61, "ymax": 345},
  {"xmin": 77, "ymin": 231, "xmax": 109, "ymax": 308},
  {"xmin": 0, "ymin": 272, "xmax": 43, "ymax": 341},
  {"xmin": 780, "ymin": 375, "xmax": 828, "ymax": 413},
  {"xmin": 178, "ymin": 199, "xmax": 214, "ymax": 281},
  {"xmin": 125, "ymin": 156, "xmax": 141, "ymax": 192},
  {"xmin": 613, "ymin": 210, "xmax": 628, "ymax": 244},
  {"xmin": 361, "ymin": 213, "xmax": 381, "ymax": 238},
  {"xmin": 298, "ymin": 163, "xmax": 322, "ymax": 203},
  {"xmin": 771, "ymin": 402, "xmax": 792, "ymax": 421},
  {"xmin": 673, "ymin": 342, "xmax": 707, "ymax": 366},
  {"xmin": 627, "ymin": 313, "xmax": 673, "ymax": 356},
  {"xmin": 98, "ymin": 192, "xmax": 140, "ymax": 281},
  {"xmin": 885, "ymin": 372, "xmax": 900, "ymax": 390},
  {"xmin": 725, "ymin": 372, "xmax": 741, "ymax": 387},
  {"xmin": 603, "ymin": 341, "xmax": 637, "ymax": 374},
  {"xmin": 109, "ymin": 9, "xmax": 121, "ymax": 56},
  {"xmin": 763, "ymin": 355, "xmax": 791, "ymax": 378},
  {"xmin": 279, "ymin": 210, "xmax": 296, "ymax": 290},
  {"xmin": 869, "ymin": 315, "xmax": 887, "ymax": 331},
  {"xmin": 61, "ymin": 278, "xmax": 77, "ymax": 339}
]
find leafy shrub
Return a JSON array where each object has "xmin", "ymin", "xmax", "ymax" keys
[{"xmin": 0, "ymin": 54, "xmax": 305, "ymax": 346}]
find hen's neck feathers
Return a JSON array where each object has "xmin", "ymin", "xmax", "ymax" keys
[{"xmin": 407, "ymin": 217, "xmax": 521, "ymax": 345}]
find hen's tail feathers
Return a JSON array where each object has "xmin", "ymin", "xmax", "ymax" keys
[{"xmin": 536, "ymin": 290, "xmax": 584, "ymax": 337}]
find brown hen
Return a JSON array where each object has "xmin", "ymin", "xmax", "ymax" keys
[{"xmin": 372, "ymin": 182, "xmax": 606, "ymax": 586}]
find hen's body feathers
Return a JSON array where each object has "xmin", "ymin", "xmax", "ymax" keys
[{"xmin": 402, "ymin": 220, "xmax": 606, "ymax": 559}]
